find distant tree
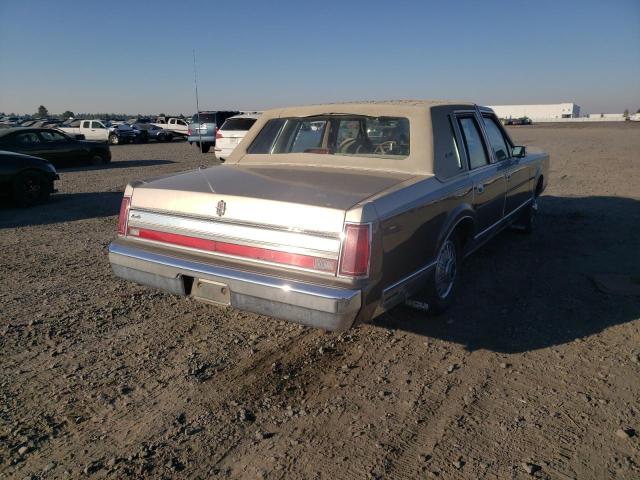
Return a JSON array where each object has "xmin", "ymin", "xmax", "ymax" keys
[
  {"xmin": 37, "ymin": 105, "xmax": 48, "ymax": 118},
  {"xmin": 623, "ymin": 109, "xmax": 629, "ymax": 118},
  {"xmin": 62, "ymin": 110, "xmax": 75, "ymax": 119},
  {"xmin": 159, "ymin": 112, "xmax": 166, "ymax": 117}
]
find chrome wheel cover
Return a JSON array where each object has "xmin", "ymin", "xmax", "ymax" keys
[{"xmin": 435, "ymin": 239, "xmax": 457, "ymax": 299}]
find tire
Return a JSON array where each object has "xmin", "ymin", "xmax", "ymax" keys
[
  {"xmin": 518, "ymin": 197, "xmax": 537, "ymax": 234},
  {"xmin": 423, "ymin": 233, "xmax": 462, "ymax": 314},
  {"xmin": 108, "ymin": 133, "xmax": 119, "ymax": 145},
  {"xmin": 90, "ymin": 153, "xmax": 108, "ymax": 166},
  {"xmin": 12, "ymin": 170, "xmax": 50, "ymax": 207},
  {"xmin": 200, "ymin": 143, "xmax": 211, "ymax": 153},
  {"xmin": 164, "ymin": 133, "xmax": 173, "ymax": 143}
]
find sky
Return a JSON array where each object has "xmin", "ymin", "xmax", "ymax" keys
[{"xmin": 0, "ymin": 0, "xmax": 638, "ymax": 116}]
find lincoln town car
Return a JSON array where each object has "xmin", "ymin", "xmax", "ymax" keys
[{"xmin": 109, "ymin": 101, "xmax": 549, "ymax": 330}]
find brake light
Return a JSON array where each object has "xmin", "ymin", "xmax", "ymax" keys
[
  {"xmin": 339, "ymin": 224, "xmax": 370, "ymax": 277},
  {"xmin": 187, "ymin": 128, "xmax": 192, "ymax": 135},
  {"xmin": 117, "ymin": 196, "xmax": 131, "ymax": 235},
  {"xmin": 215, "ymin": 128, "xmax": 222, "ymax": 139}
]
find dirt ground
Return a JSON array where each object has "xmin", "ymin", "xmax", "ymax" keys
[{"xmin": 1, "ymin": 123, "xmax": 639, "ymax": 479}]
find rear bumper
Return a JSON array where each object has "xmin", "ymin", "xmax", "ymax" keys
[
  {"xmin": 108, "ymin": 241, "xmax": 361, "ymax": 331},
  {"xmin": 187, "ymin": 135, "xmax": 215, "ymax": 144}
]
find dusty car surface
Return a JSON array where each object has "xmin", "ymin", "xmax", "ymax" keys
[{"xmin": 109, "ymin": 101, "xmax": 549, "ymax": 330}]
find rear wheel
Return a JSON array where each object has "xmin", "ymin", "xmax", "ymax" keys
[
  {"xmin": 108, "ymin": 133, "xmax": 119, "ymax": 145},
  {"xmin": 12, "ymin": 171, "xmax": 50, "ymax": 207},
  {"xmin": 90, "ymin": 153, "xmax": 109, "ymax": 165},
  {"xmin": 200, "ymin": 143, "xmax": 211, "ymax": 153},
  {"xmin": 422, "ymin": 234, "xmax": 461, "ymax": 314}
]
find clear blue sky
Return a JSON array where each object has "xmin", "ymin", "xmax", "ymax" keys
[{"xmin": 1, "ymin": 0, "xmax": 638, "ymax": 115}]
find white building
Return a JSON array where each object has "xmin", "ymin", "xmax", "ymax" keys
[{"xmin": 488, "ymin": 103, "xmax": 580, "ymax": 120}]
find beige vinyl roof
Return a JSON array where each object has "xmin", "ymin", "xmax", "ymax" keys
[{"xmin": 228, "ymin": 100, "xmax": 478, "ymax": 174}]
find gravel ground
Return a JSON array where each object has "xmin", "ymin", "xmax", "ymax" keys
[{"xmin": 1, "ymin": 124, "xmax": 639, "ymax": 479}]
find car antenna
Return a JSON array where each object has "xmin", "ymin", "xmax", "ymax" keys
[{"xmin": 192, "ymin": 49, "xmax": 204, "ymax": 157}]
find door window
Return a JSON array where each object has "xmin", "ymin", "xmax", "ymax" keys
[
  {"xmin": 91, "ymin": 121, "xmax": 105, "ymax": 129},
  {"xmin": 39, "ymin": 131, "xmax": 68, "ymax": 143},
  {"xmin": 82, "ymin": 121, "xmax": 91, "ymax": 128},
  {"xmin": 457, "ymin": 116, "xmax": 489, "ymax": 169},
  {"xmin": 482, "ymin": 116, "xmax": 511, "ymax": 161},
  {"xmin": 12, "ymin": 132, "xmax": 42, "ymax": 146}
]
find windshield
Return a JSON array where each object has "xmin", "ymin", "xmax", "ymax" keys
[
  {"xmin": 221, "ymin": 118, "xmax": 257, "ymax": 131},
  {"xmin": 191, "ymin": 113, "xmax": 216, "ymax": 123},
  {"xmin": 247, "ymin": 115, "xmax": 410, "ymax": 158}
]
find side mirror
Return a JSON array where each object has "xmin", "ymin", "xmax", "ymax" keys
[
  {"xmin": 75, "ymin": 134, "xmax": 85, "ymax": 140},
  {"xmin": 512, "ymin": 146, "xmax": 526, "ymax": 158}
]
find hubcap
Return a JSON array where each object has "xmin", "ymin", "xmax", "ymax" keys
[{"xmin": 435, "ymin": 239, "xmax": 457, "ymax": 299}]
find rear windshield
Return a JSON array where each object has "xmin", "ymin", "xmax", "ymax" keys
[
  {"xmin": 247, "ymin": 115, "xmax": 410, "ymax": 158},
  {"xmin": 191, "ymin": 113, "xmax": 216, "ymax": 123},
  {"xmin": 221, "ymin": 118, "xmax": 257, "ymax": 131}
]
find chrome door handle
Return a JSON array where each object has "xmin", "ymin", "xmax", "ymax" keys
[{"xmin": 476, "ymin": 184, "xmax": 485, "ymax": 194}]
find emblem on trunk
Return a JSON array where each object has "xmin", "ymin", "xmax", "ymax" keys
[{"xmin": 216, "ymin": 200, "xmax": 226, "ymax": 217}]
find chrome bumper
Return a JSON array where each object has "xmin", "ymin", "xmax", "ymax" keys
[{"xmin": 108, "ymin": 241, "xmax": 361, "ymax": 331}]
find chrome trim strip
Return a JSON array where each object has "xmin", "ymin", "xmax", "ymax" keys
[
  {"xmin": 383, "ymin": 260, "xmax": 437, "ymax": 297},
  {"xmin": 128, "ymin": 210, "xmax": 341, "ymax": 256},
  {"xmin": 130, "ymin": 207, "xmax": 341, "ymax": 239},
  {"xmin": 124, "ymin": 235, "xmax": 338, "ymax": 277},
  {"xmin": 474, "ymin": 197, "xmax": 532, "ymax": 239},
  {"xmin": 109, "ymin": 241, "xmax": 360, "ymax": 312}
]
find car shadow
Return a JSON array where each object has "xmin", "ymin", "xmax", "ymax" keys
[
  {"xmin": 0, "ymin": 191, "xmax": 122, "ymax": 228},
  {"xmin": 371, "ymin": 195, "xmax": 640, "ymax": 353},
  {"xmin": 59, "ymin": 159, "xmax": 175, "ymax": 172}
]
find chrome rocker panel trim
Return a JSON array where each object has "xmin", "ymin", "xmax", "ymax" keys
[{"xmin": 108, "ymin": 240, "xmax": 361, "ymax": 331}]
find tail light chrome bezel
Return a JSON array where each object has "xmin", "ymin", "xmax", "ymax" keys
[
  {"xmin": 117, "ymin": 196, "xmax": 131, "ymax": 236},
  {"xmin": 337, "ymin": 222, "xmax": 372, "ymax": 279}
]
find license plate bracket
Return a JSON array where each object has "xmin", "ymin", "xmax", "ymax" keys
[{"xmin": 191, "ymin": 279, "xmax": 231, "ymax": 306}]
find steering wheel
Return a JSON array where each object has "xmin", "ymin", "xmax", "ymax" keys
[{"xmin": 374, "ymin": 141, "xmax": 396, "ymax": 154}]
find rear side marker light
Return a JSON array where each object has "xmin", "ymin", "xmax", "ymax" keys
[
  {"xmin": 117, "ymin": 196, "xmax": 131, "ymax": 235},
  {"xmin": 339, "ymin": 224, "xmax": 370, "ymax": 277},
  {"xmin": 215, "ymin": 128, "xmax": 223, "ymax": 139}
]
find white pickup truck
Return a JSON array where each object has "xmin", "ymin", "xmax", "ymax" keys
[
  {"xmin": 152, "ymin": 117, "xmax": 189, "ymax": 137},
  {"xmin": 58, "ymin": 119, "xmax": 109, "ymax": 142}
]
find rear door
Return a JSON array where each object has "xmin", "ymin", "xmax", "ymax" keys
[
  {"xmin": 454, "ymin": 112, "xmax": 506, "ymax": 237},
  {"xmin": 4, "ymin": 131, "xmax": 52, "ymax": 161},
  {"xmin": 38, "ymin": 130, "xmax": 78, "ymax": 165},
  {"xmin": 481, "ymin": 113, "xmax": 532, "ymax": 215}
]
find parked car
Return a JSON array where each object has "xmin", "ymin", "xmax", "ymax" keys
[
  {"xmin": 629, "ymin": 113, "xmax": 640, "ymax": 122},
  {"xmin": 109, "ymin": 101, "xmax": 549, "ymax": 331},
  {"xmin": 214, "ymin": 112, "xmax": 262, "ymax": 161},
  {"xmin": 58, "ymin": 119, "xmax": 109, "ymax": 142},
  {"xmin": 106, "ymin": 123, "xmax": 137, "ymax": 145},
  {"xmin": 187, "ymin": 111, "xmax": 239, "ymax": 153},
  {"xmin": 132, "ymin": 123, "xmax": 172, "ymax": 142},
  {"xmin": 0, "ymin": 128, "xmax": 111, "ymax": 166},
  {"xmin": 0, "ymin": 150, "xmax": 58, "ymax": 206},
  {"xmin": 153, "ymin": 117, "xmax": 189, "ymax": 137}
]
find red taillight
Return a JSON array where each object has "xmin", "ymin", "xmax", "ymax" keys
[
  {"xmin": 117, "ymin": 196, "xmax": 131, "ymax": 235},
  {"xmin": 187, "ymin": 128, "xmax": 192, "ymax": 135},
  {"xmin": 339, "ymin": 224, "xmax": 370, "ymax": 277},
  {"xmin": 127, "ymin": 227, "xmax": 337, "ymax": 273},
  {"xmin": 215, "ymin": 128, "xmax": 222, "ymax": 139}
]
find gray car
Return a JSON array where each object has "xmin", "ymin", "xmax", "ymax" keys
[{"xmin": 109, "ymin": 101, "xmax": 549, "ymax": 331}]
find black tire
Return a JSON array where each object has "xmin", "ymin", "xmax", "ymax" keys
[
  {"xmin": 422, "ymin": 233, "xmax": 462, "ymax": 314},
  {"xmin": 12, "ymin": 170, "xmax": 50, "ymax": 207},
  {"xmin": 164, "ymin": 133, "xmax": 173, "ymax": 142},
  {"xmin": 200, "ymin": 143, "xmax": 211, "ymax": 153},
  {"xmin": 518, "ymin": 197, "xmax": 537, "ymax": 234},
  {"xmin": 108, "ymin": 133, "xmax": 119, "ymax": 145},
  {"xmin": 90, "ymin": 153, "xmax": 109, "ymax": 166}
]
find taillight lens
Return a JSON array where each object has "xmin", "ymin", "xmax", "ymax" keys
[
  {"xmin": 117, "ymin": 196, "xmax": 131, "ymax": 235},
  {"xmin": 339, "ymin": 224, "xmax": 370, "ymax": 277},
  {"xmin": 187, "ymin": 128, "xmax": 192, "ymax": 135},
  {"xmin": 215, "ymin": 128, "xmax": 222, "ymax": 139}
]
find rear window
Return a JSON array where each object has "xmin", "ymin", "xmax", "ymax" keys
[
  {"xmin": 191, "ymin": 113, "xmax": 216, "ymax": 123},
  {"xmin": 247, "ymin": 115, "xmax": 410, "ymax": 158},
  {"xmin": 220, "ymin": 118, "xmax": 257, "ymax": 131}
]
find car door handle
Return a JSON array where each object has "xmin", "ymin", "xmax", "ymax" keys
[{"xmin": 476, "ymin": 184, "xmax": 485, "ymax": 194}]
